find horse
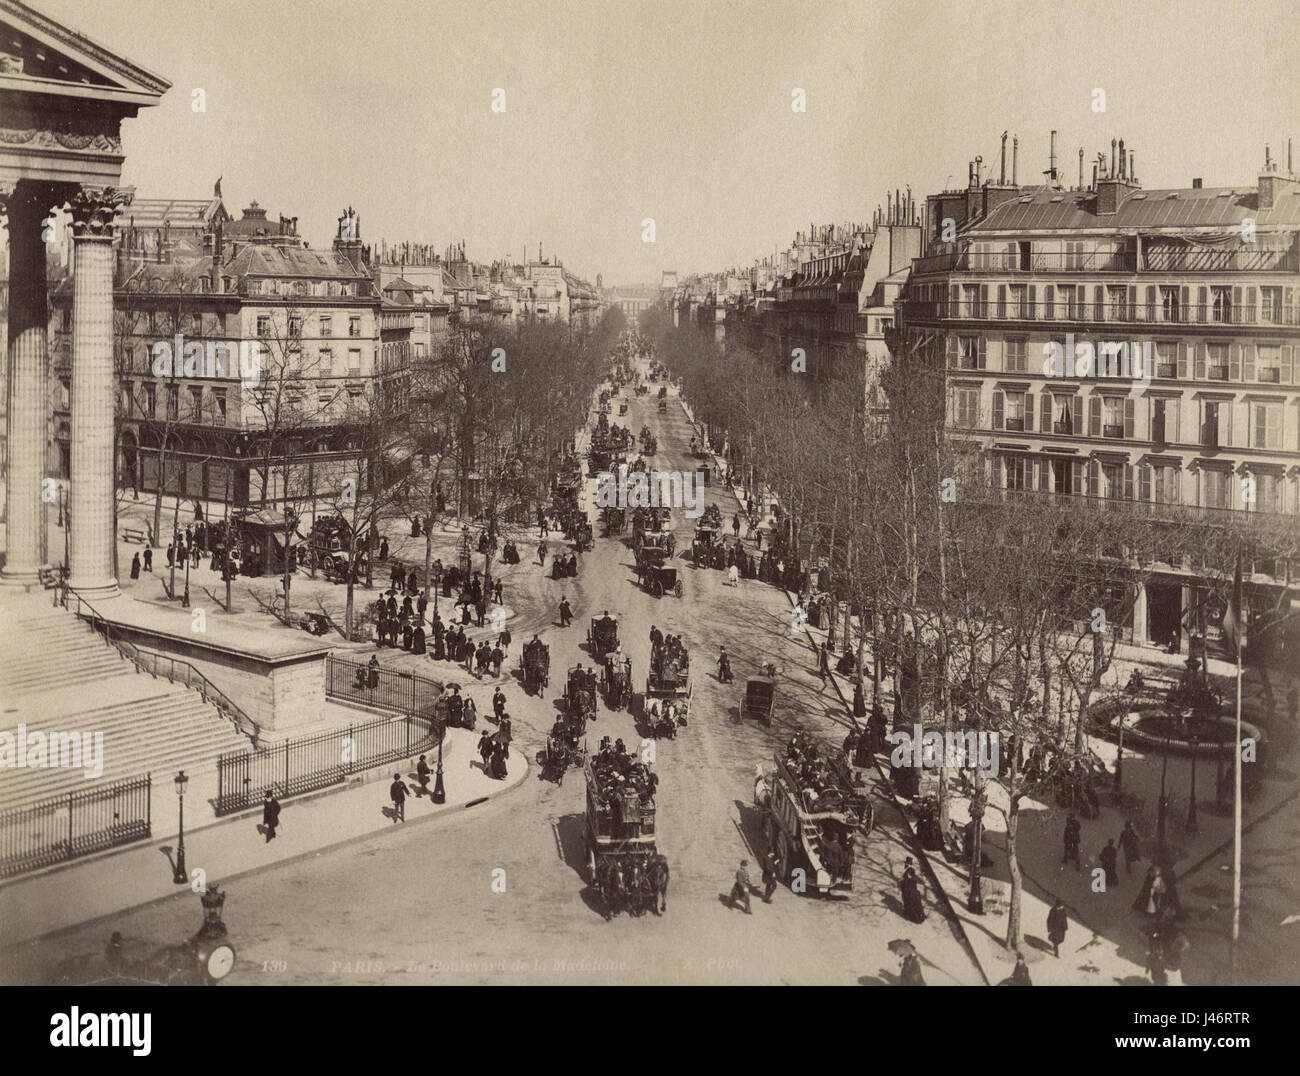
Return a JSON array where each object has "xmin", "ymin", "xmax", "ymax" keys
[
  {"xmin": 626, "ymin": 859, "xmax": 647, "ymax": 917},
  {"xmin": 646, "ymin": 854, "xmax": 670, "ymax": 914},
  {"xmin": 597, "ymin": 858, "xmax": 625, "ymax": 920}
]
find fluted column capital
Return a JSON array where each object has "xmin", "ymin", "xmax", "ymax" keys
[{"xmin": 68, "ymin": 184, "xmax": 134, "ymax": 239}]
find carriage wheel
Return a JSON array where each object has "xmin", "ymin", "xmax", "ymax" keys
[
  {"xmin": 674, "ymin": 581, "xmax": 683, "ymax": 598},
  {"xmin": 651, "ymin": 581, "xmax": 663, "ymax": 597},
  {"xmin": 587, "ymin": 845, "xmax": 597, "ymax": 886},
  {"xmin": 860, "ymin": 800, "xmax": 875, "ymax": 838}
]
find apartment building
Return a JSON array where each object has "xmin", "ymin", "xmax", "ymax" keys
[
  {"xmin": 49, "ymin": 203, "xmax": 382, "ymax": 507},
  {"xmin": 899, "ymin": 136, "xmax": 1300, "ymax": 651}
]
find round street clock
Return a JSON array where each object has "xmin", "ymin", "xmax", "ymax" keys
[{"xmin": 196, "ymin": 940, "xmax": 236, "ymax": 983}]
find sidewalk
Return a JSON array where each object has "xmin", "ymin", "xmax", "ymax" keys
[
  {"xmin": 788, "ymin": 571, "xmax": 1298, "ymax": 984},
  {"xmin": 0, "ymin": 726, "xmax": 529, "ymax": 949}
]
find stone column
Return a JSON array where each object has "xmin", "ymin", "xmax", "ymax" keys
[
  {"xmin": 67, "ymin": 185, "xmax": 132, "ymax": 599},
  {"xmin": 1, "ymin": 182, "xmax": 57, "ymax": 586}
]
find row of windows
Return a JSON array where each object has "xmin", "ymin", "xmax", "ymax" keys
[
  {"xmin": 950, "ymin": 387, "xmax": 1288, "ymax": 450},
  {"xmin": 912, "ymin": 282, "xmax": 1300, "ymax": 329},
  {"xmin": 995, "ymin": 455, "xmax": 1296, "ymax": 514},
  {"xmin": 257, "ymin": 314, "xmax": 364, "ymax": 338},
  {"xmin": 945, "ymin": 333, "xmax": 1297, "ymax": 385}
]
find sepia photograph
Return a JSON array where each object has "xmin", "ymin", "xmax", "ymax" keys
[{"xmin": 0, "ymin": 0, "xmax": 1295, "ymax": 1032}]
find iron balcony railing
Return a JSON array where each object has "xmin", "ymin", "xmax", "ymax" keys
[
  {"xmin": 1, "ymin": 774, "xmax": 151, "ymax": 879},
  {"xmin": 901, "ymin": 299, "xmax": 1297, "ymax": 328},
  {"xmin": 912, "ymin": 245, "xmax": 1297, "ymax": 276}
]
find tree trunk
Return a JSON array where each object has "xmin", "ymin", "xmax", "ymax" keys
[{"xmin": 1005, "ymin": 795, "xmax": 1024, "ymax": 952}]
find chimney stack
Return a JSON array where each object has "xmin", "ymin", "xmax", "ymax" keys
[
  {"xmin": 1111, "ymin": 138, "xmax": 1117, "ymax": 177},
  {"xmin": 1119, "ymin": 138, "xmax": 1126, "ymax": 179},
  {"xmin": 1092, "ymin": 164, "xmax": 1098, "ymax": 190},
  {"xmin": 1012, "ymin": 135, "xmax": 1019, "ymax": 185},
  {"xmin": 1129, "ymin": 151, "xmax": 1135, "ymax": 181},
  {"xmin": 1049, "ymin": 130, "xmax": 1057, "ymax": 184},
  {"xmin": 1000, "ymin": 131, "xmax": 1008, "ymax": 184},
  {"xmin": 1079, "ymin": 147, "xmax": 1084, "ymax": 190}
]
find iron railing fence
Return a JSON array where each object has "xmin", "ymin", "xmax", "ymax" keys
[{"xmin": 0, "ymin": 774, "xmax": 151, "ymax": 879}]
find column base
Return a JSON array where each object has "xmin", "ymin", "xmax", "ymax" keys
[
  {"xmin": 0, "ymin": 566, "xmax": 46, "ymax": 590},
  {"xmin": 67, "ymin": 580, "xmax": 121, "ymax": 602}
]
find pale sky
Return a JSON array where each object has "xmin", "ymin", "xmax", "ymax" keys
[{"xmin": 34, "ymin": 0, "xmax": 1300, "ymax": 285}]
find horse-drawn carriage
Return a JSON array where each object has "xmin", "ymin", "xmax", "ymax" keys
[
  {"xmin": 641, "ymin": 561, "xmax": 683, "ymax": 599},
  {"xmin": 742, "ymin": 675, "xmax": 776, "ymax": 726},
  {"xmin": 657, "ymin": 386, "xmax": 667, "ymax": 399},
  {"xmin": 631, "ymin": 509, "xmax": 673, "ymax": 549},
  {"xmin": 564, "ymin": 664, "xmax": 599, "ymax": 725},
  {"xmin": 303, "ymin": 515, "xmax": 368, "ymax": 582},
  {"xmin": 588, "ymin": 612, "xmax": 621, "ymax": 660},
  {"xmin": 657, "ymin": 398, "xmax": 667, "ymax": 414},
  {"xmin": 691, "ymin": 526, "xmax": 724, "ymax": 569},
  {"xmin": 645, "ymin": 643, "xmax": 691, "ymax": 732},
  {"xmin": 700, "ymin": 504, "xmax": 723, "ymax": 530},
  {"xmin": 521, "ymin": 637, "xmax": 550, "ymax": 695},
  {"xmin": 618, "ymin": 400, "xmax": 628, "ymax": 416},
  {"xmin": 755, "ymin": 742, "xmax": 874, "ymax": 897},
  {"xmin": 540, "ymin": 712, "xmax": 586, "ymax": 785},
  {"xmin": 603, "ymin": 506, "xmax": 626, "ymax": 536},
  {"xmin": 601, "ymin": 653, "xmax": 633, "ymax": 710},
  {"xmin": 585, "ymin": 754, "xmax": 667, "ymax": 918}
]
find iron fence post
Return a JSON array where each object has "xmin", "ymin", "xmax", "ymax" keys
[
  {"xmin": 285, "ymin": 739, "xmax": 290, "ymax": 795},
  {"xmin": 67, "ymin": 791, "xmax": 74, "ymax": 862}
]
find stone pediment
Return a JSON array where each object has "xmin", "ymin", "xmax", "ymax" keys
[
  {"xmin": 0, "ymin": 0, "xmax": 169, "ymax": 107},
  {"xmin": 0, "ymin": 0, "xmax": 169, "ymax": 189}
]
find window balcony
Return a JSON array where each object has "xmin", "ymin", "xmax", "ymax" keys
[
  {"xmin": 1103, "ymin": 424, "xmax": 1125, "ymax": 439},
  {"xmin": 1208, "ymin": 365, "xmax": 1229, "ymax": 380},
  {"xmin": 1257, "ymin": 368, "xmax": 1281, "ymax": 383},
  {"xmin": 1053, "ymin": 420, "xmax": 1073, "ymax": 435},
  {"xmin": 1004, "ymin": 417, "xmax": 1025, "ymax": 432},
  {"xmin": 1156, "ymin": 363, "xmax": 1177, "ymax": 379}
]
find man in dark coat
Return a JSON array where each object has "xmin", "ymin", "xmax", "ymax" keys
[
  {"xmin": 1009, "ymin": 953, "xmax": 1033, "ymax": 985},
  {"xmin": 559, "ymin": 597, "xmax": 572, "ymax": 627},
  {"xmin": 491, "ymin": 644, "xmax": 504, "ymax": 677},
  {"xmin": 899, "ymin": 952, "xmax": 926, "ymax": 985},
  {"xmin": 143, "ymin": 547, "xmax": 153, "ymax": 572},
  {"xmin": 389, "ymin": 774, "xmax": 410, "ymax": 823},
  {"xmin": 1100, "ymin": 838, "xmax": 1119, "ymax": 888},
  {"xmin": 1047, "ymin": 899, "xmax": 1068, "ymax": 957},
  {"xmin": 493, "ymin": 687, "xmax": 507, "ymax": 721},
  {"xmin": 1118, "ymin": 820, "xmax": 1142, "ymax": 875},
  {"xmin": 478, "ymin": 730, "xmax": 494, "ymax": 769},
  {"xmin": 412, "ymin": 625, "xmax": 426, "ymax": 655},
  {"xmin": 729, "ymin": 859, "xmax": 753, "ymax": 914},
  {"xmin": 262, "ymin": 791, "xmax": 281, "ymax": 842},
  {"xmin": 761, "ymin": 850, "xmax": 779, "ymax": 903},
  {"xmin": 367, "ymin": 655, "xmax": 380, "ymax": 689},
  {"xmin": 1062, "ymin": 813, "xmax": 1082, "ymax": 870},
  {"xmin": 900, "ymin": 858, "xmax": 926, "ymax": 922},
  {"xmin": 129, "ymin": 553, "xmax": 141, "ymax": 579},
  {"xmin": 415, "ymin": 755, "xmax": 431, "ymax": 797},
  {"xmin": 167, "ymin": 543, "xmax": 175, "ymax": 568}
]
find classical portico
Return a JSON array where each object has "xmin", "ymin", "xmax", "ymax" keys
[{"xmin": 0, "ymin": 0, "xmax": 168, "ymax": 593}]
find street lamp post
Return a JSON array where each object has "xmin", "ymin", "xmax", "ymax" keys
[
  {"xmin": 968, "ymin": 781, "xmax": 986, "ymax": 914},
  {"xmin": 432, "ymin": 722, "xmax": 446, "ymax": 804},
  {"xmin": 182, "ymin": 540, "xmax": 191, "ymax": 608},
  {"xmin": 173, "ymin": 770, "xmax": 189, "ymax": 884},
  {"xmin": 1187, "ymin": 734, "xmax": 1199, "ymax": 833}
]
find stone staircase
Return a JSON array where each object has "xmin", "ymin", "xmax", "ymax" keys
[{"xmin": 0, "ymin": 601, "xmax": 253, "ymax": 813}]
